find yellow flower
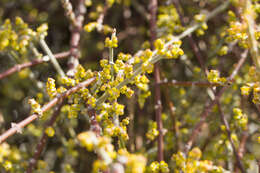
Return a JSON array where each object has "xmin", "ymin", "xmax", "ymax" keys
[{"xmin": 45, "ymin": 127, "xmax": 55, "ymax": 137}]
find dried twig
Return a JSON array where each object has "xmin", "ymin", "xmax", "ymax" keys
[{"xmin": 0, "ymin": 51, "xmax": 70, "ymax": 80}]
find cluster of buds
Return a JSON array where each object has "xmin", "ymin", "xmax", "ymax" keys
[
  {"xmin": 149, "ymin": 161, "xmax": 169, "ymax": 173},
  {"xmin": 146, "ymin": 120, "xmax": 159, "ymax": 141},
  {"xmin": 172, "ymin": 148, "xmax": 226, "ymax": 172},
  {"xmin": 194, "ymin": 14, "xmax": 208, "ymax": 36},
  {"xmin": 207, "ymin": 70, "xmax": 227, "ymax": 85},
  {"xmin": 233, "ymin": 108, "xmax": 248, "ymax": 130},
  {"xmin": 28, "ymin": 98, "xmax": 42, "ymax": 116},
  {"xmin": 154, "ymin": 39, "xmax": 184, "ymax": 59},
  {"xmin": 0, "ymin": 17, "xmax": 48, "ymax": 58}
]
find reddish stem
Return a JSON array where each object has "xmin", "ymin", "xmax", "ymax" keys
[
  {"xmin": 0, "ymin": 51, "xmax": 70, "ymax": 80},
  {"xmin": 150, "ymin": 0, "xmax": 163, "ymax": 161},
  {"xmin": 67, "ymin": 0, "xmax": 86, "ymax": 76}
]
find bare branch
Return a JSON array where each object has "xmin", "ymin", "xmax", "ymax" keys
[
  {"xmin": 0, "ymin": 51, "xmax": 70, "ymax": 80},
  {"xmin": 67, "ymin": 0, "xmax": 86, "ymax": 76},
  {"xmin": 150, "ymin": 0, "xmax": 164, "ymax": 162}
]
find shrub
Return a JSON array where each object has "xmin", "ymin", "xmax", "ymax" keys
[{"xmin": 0, "ymin": 0, "xmax": 259, "ymax": 172}]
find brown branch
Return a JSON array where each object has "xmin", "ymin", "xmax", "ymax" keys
[
  {"xmin": 61, "ymin": 0, "xmax": 77, "ymax": 26},
  {"xmin": 0, "ymin": 51, "xmax": 70, "ymax": 80},
  {"xmin": 26, "ymin": 102, "xmax": 64, "ymax": 173},
  {"xmin": 217, "ymin": 102, "xmax": 246, "ymax": 173},
  {"xmin": 67, "ymin": 0, "xmax": 86, "ymax": 76},
  {"xmin": 235, "ymin": 131, "xmax": 248, "ymax": 173},
  {"xmin": 96, "ymin": 1, "xmax": 109, "ymax": 32},
  {"xmin": 150, "ymin": 0, "xmax": 163, "ymax": 162},
  {"xmin": 87, "ymin": 105, "xmax": 102, "ymax": 137},
  {"xmin": 184, "ymin": 50, "xmax": 248, "ymax": 153},
  {"xmin": 0, "ymin": 77, "xmax": 96, "ymax": 143}
]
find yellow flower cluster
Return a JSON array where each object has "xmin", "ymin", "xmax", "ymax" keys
[
  {"xmin": 240, "ymin": 66, "xmax": 260, "ymax": 103},
  {"xmin": 28, "ymin": 98, "xmax": 43, "ymax": 116},
  {"xmin": 117, "ymin": 149, "xmax": 147, "ymax": 173},
  {"xmin": 45, "ymin": 126, "xmax": 55, "ymax": 137},
  {"xmin": 46, "ymin": 78, "xmax": 57, "ymax": 98},
  {"xmin": 0, "ymin": 17, "xmax": 48, "ymax": 57},
  {"xmin": 194, "ymin": 14, "xmax": 208, "ymax": 36},
  {"xmin": 149, "ymin": 161, "xmax": 169, "ymax": 173},
  {"xmin": 146, "ymin": 120, "xmax": 159, "ymax": 141},
  {"xmin": 172, "ymin": 148, "xmax": 225, "ymax": 173},
  {"xmin": 105, "ymin": 33, "xmax": 118, "ymax": 48},
  {"xmin": 207, "ymin": 70, "xmax": 227, "ymax": 84},
  {"xmin": 84, "ymin": 22, "xmax": 113, "ymax": 34},
  {"xmin": 233, "ymin": 108, "xmax": 248, "ymax": 130},
  {"xmin": 226, "ymin": 20, "xmax": 249, "ymax": 48},
  {"xmin": 157, "ymin": 4, "xmax": 183, "ymax": 35},
  {"xmin": 0, "ymin": 142, "xmax": 22, "ymax": 171},
  {"xmin": 154, "ymin": 39, "xmax": 184, "ymax": 59},
  {"xmin": 217, "ymin": 45, "xmax": 229, "ymax": 56}
]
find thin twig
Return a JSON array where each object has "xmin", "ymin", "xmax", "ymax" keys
[
  {"xmin": 67, "ymin": 0, "xmax": 86, "ymax": 76},
  {"xmin": 61, "ymin": 0, "xmax": 77, "ymax": 26},
  {"xmin": 96, "ymin": 1, "xmax": 109, "ymax": 32},
  {"xmin": 150, "ymin": 0, "xmax": 163, "ymax": 162},
  {"xmin": 235, "ymin": 132, "xmax": 248, "ymax": 173},
  {"xmin": 0, "ymin": 51, "xmax": 70, "ymax": 80},
  {"xmin": 0, "ymin": 77, "xmax": 96, "ymax": 143},
  {"xmin": 26, "ymin": 102, "xmax": 64, "ymax": 173},
  {"xmin": 217, "ymin": 102, "xmax": 246, "ymax": 173}
]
